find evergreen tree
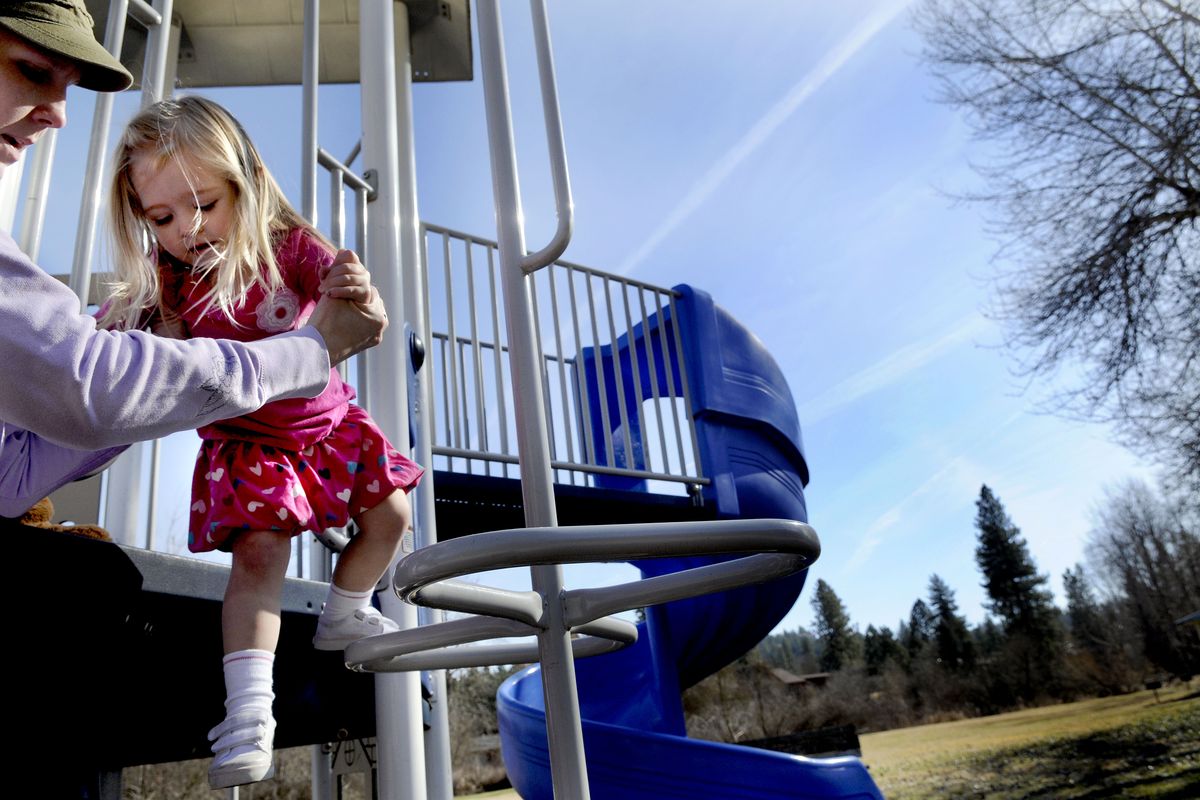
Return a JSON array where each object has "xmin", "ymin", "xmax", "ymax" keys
[
  {"xmin": 811, "ymin": 579, "xmax": 860, "ymax": 672},
  {"xmin": 974, "ymin": 485, "xmax": 1063, "ymax": 698},
  {"xmin": 863, "ymin": 625, "xmax": 905, "ymax": 676},
  {"xmin": 903, "ymin": 598, "xmax": 935, "ymax": 663},
  {"xmin": 974, "ymin": 485, "xmax": 1057, "ymax": 633},
  {"xmin": 928, "ymin": 574, "xmax": 975, "ymax": 670}
]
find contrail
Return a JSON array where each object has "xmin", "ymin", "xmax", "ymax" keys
[
  {"xmin": 616, "ymin": 0, "xmax": 916, "ymax": 276},
  {"xmin": 798, "ymin": 314, "xmax": 991, "ymax": 425}
]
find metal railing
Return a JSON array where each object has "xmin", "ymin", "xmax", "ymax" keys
[{"xmin": 421, "ymin": 224, "xmax": 706, "ymax": 490}]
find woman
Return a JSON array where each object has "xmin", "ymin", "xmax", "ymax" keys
[{"xmin": 0, "ymin": 0, "xmax": 388, "ymax": 517}]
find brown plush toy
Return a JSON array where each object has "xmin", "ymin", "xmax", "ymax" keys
[{"xmin": 20, "ymin": 497, "xmax": 112, "ymax": 541}]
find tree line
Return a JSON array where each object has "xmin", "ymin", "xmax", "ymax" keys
[{"xmin": 685, "ymin": 481, "xmax": 1200, "ymax": 741}]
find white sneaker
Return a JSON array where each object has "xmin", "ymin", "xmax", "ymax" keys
[
  {"xmin": 207, "ymin": 708, "xmax": 276, "ymax": 789},
  {"xmin": 313, "ymin": 606, "xmax": 400, "ymax": 651}
]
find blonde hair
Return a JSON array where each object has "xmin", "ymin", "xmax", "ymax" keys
[{"xmin": 101, "ymin": 95, "xmax": 316, "ymax": 331}]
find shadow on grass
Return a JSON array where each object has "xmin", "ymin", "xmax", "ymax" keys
[{"xmin": 965, "ymin": 714, "xmax": 1200, "ymax": 800}]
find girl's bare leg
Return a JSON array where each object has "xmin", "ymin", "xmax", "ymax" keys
[
  {"xmin": 224, "ymin": 529, "xmax": 293, "ymax": 652},
  {"xmin": 313, "ymin": 489, "xmax": 413, "ymax": 650}
]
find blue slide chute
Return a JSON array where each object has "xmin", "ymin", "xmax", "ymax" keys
[{"xmin": 497, "ymin": 286, "xmax": 883, "ymax": 798}]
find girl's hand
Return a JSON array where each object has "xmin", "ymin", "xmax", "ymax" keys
[
  {"xmin": 319, "ymin": 249, "xmax": 374, "ymax": 304},
  {"xmin": 311, "ymin": 249, "xmax": 389, "ymax": 366}
]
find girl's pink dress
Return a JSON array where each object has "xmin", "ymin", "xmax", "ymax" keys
[{"xmin": 162, "ymin": 227, "xmax": 423, "ymax": 552}]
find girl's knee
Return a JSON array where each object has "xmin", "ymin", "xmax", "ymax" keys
[
  {"xmin": 358, "ymin": 489, "xmax": 412, "ymax": 543},
  {"xmin": 231, "ymin": 529, "xmax": 292, "ymax": 574}
]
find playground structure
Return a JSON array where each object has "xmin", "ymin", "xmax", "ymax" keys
[{"xmin": 4, "ymin": 2, "xmax": 886, "ymax": 798}]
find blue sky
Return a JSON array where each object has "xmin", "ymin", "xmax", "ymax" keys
[{"xmin": 31, "ymin": 0, "xmax": 1158, "ymax": 636}]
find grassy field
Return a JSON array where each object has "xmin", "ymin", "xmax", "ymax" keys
[
  {"xmin": 861, "ymin": 684, "xmax": 1199, "ymax": 799},
  {"xmin": 123, "ymin": 685, "xmax": 1196, "ymax": 798},
  {"xmin": 458, "ymin": 685, "xmax": 1198, "ymax": 799}
]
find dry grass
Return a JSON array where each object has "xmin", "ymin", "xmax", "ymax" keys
[
  {"xmin": 862, "ymin": 684, "xmax": 1200, "ymax": 799},
  {"xmin": 124, "ymin": 685, "xmax": 1198, "ymax": 799}
]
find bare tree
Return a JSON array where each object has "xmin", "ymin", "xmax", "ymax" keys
[
  {"xmin": 1088, "ymin": 479, "xmax": 1200, "ymax": 678},
  {"xmin": 916, "ymin": 0, "xmax": 1200, "ymax": 490}
]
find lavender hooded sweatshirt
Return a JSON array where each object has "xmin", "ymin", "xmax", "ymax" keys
[{"xmin": 0, "ymin": 231, "xmax": 332, "ymax": 517}]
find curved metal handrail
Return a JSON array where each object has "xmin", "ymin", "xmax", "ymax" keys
[{"xmin": 343, "ymin": 519, "xmax": 819, "ymax": 673}]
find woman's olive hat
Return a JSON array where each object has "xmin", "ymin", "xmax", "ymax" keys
[{"xmin": 0, "ymin": 0, "xmax": 133, "ymax": 91}]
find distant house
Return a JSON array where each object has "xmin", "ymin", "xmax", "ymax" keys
[{"xmin": 768, "ymin": 668, "xmax": 831, "ymax": 689}]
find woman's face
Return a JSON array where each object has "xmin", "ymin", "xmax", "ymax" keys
[
  {"xmin": 0, "ymin": 28, "xmax": 78, "ymax": 174},
  {"xmin": 130, "ymin": 154, "xmax": 238, "ymax": 269}
]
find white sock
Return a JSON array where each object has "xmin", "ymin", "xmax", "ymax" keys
[
  {"xmin": 219, "ymin": 649, "xmax": 275, "ymax": 760},
  {"xmin": 320, "ymin": 583, "xmax": 372, "ymax": 621}
]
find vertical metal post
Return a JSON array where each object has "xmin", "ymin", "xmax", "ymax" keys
[
  {"xmin": 359, "ymin": 2, "xmax": 426, "ymax": 798},
  {"xmin": 71, "ymin": 0, "xmax": 129, "ymax": 308},
  {"xmin": 302, "ymin": 0, "xmax": 320, "ymax": 223},
  {"xmin": 140, "ymin": 0, "xmax": 174, "ymax": 105},
  {"xmin": 17, "ymin": 130, "xmax": 56, "ymax": 259},
  {"xmin": 389, "ymin": 7, "xmax": 453, "ymax": 795},
  {"xmin": 145, "ymin": 438, "xmax": 160, "ymax": 550},
  {"xmin": 477, "ymin": 2, "xmax": 588, "ymax": 799}
]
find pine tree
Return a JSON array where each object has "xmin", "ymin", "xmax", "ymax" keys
[
  {"xmin": 903, "ymin": 598, "xmax": 935, "ymax": 662},
  {"xmin": 974, "ymin": 485, "xmax": 1056, "ymax": 633},
  {"xmin": 811, "ymin": 579, "xmax": 860, "ymax": 672},
  {"xmin": 974, "ymin": 485, "xmax": 1063, "ymax": 698},
  {"xmin": 863, "ymin": 625, "xmax": 905, "ymax": 675},
  {"xmin": 928, "ymin": 574, "xmax": 975, "ymax": 670}
]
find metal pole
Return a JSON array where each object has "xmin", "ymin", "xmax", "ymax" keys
[
  {"xmin": 301, "ymin": 0, "xmax": 320, "ymax": 223},
  {"xmin": 359, "ymin": 2, "xmax": 426, "ymax": 798},
  {"xmin": 140, "ymin": 0, "xmax": 172, "ymax": 105},
  {"xmin": 477, "ymin": 2, "xmax": 588, "ymax": 798},
  {"xmin": 17, "ymin": 129, "xmax": 56, "ymax": 260},
  {"xmin": 71, "ymin": 0, "xmax": 129, "ymax": 308},
  {"xmin": 381, "ymin": 4, "xmax": 454, "ymax": 796}
]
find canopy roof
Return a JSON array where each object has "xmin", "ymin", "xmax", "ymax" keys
[{"xmin": 86, "ymin": 0, "xmax": 472, "ymax": 87}]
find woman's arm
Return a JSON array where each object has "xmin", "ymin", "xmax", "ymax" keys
[
  {"xmin": 0, "ymin": 232, "xmax": 336, "ymax": 449},
  {"xmin": 0, "ymin": 425, "xmax": 124, "ymax": 518}
]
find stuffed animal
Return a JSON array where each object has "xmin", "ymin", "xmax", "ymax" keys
[{"xmin": 20, "ymin": 497, "xmax": 112, "ymax": 541}]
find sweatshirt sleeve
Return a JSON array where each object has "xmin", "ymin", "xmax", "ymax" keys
[
  {"xmin": 0, "ymin": 426, "xmax": 124, "ymax": 518},
  {"xmin": 0, "ymin": 233, "xmax": 331, "ymax": 450}
]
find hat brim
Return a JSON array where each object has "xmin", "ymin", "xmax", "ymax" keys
[{"xmin": 0, "ymin": 17, "xmax": 133, "ymax": 92}]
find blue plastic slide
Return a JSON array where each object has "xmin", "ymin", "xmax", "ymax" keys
[{"xmin": 496, "ymin": 287, "xmax": 884, "ymax": 798}]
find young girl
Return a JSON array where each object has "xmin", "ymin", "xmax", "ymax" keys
[{"xmin": 101, "ymin": 96, "xmax": 423, "ymax": 789}]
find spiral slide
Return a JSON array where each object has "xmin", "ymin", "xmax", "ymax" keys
[{"xmin": 496, "ymin": 286, "xmax": 883, "ymax": 799}]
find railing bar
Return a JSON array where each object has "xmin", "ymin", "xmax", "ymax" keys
[
  {"xmin": 653, "ymin": 289, "xmax": 689, "ymax": 474},
  {"xmin": 127, "ymin": 0, "xmax": 163, "ymax": 27},
  {"xmin": 668, "ymin": 291, "xmax": 704, "ymax": 477},
  {"xmin": 564, "ymin": 266, "xmax": 594, "ymax": 475},
  {"xmin": 145, "ymin": 437, "xmax": 161, "ymax": 551},
  {"xmin": 465, "ymin": 245, "xmax": 487, "ymax": 454},
  {"xmin": 317, "ymin": 147, "xmax": 375, "ymax": 194},
  {"xmin": 442, "ymin": 232, "xmax": 463, "ymax": 451},
  {"xmin": 456, "ymin": 337, "xmax": 474, "ymax": 474},
  {"xmin": 430, "ymin": 446, "xmax": 709, "ymax": 485},
  {"xmin": 328, "ymin": 168, "xmax": 346, "ymax": 248},
  {"xmin": 438, "ymin": 336, "xmax": 453, "ymax": 466},
  {"xmin": 527, "ymin": 272, "xmax": 559, "ymax": 478},
  {"xmin": 585, "ymin": 274, "xmax": 616, "ymax": 468},
  {"xmin": 639, "ymin": 287, "xmax": 671, "ymax": 476},
  {"xmin": 547, "ymin": 267, "xmax": 576, "ymax": 469},
  {"xmin": 602, "ymin": 279, "xmax": 635, "ymax": 469},
  {"xmin": 354, "ymin": 188, "xmax": 370, "ymax": 406},
  {"xmin": 486, "ymin": 244, "xmax": 510, "ymax": 478},
  {"xmin": 619, "ymin": 281, "xmax": 649, "ymax": 475}
]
